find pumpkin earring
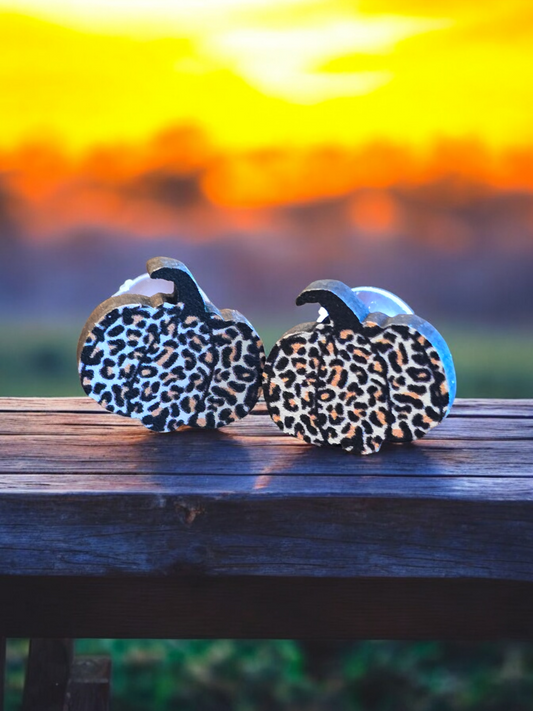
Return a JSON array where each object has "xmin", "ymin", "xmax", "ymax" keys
[
  {"xmin": 78, "ymin": 257, "xmax": 265, "ymax": 432},
  {"xmin": 263, "ymin": 280, "xmax": 456, "ymax": 455}
]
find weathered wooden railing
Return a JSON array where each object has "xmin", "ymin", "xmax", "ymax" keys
[{"xmin": 1, "ymin": 396, "xmax": 532, "ymax": 709}]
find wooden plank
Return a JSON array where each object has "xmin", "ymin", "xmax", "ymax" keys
[
  {"xmin": 0, "ymin": 398, "xmax": 99, "ymax": 413},
  {"xmin": 1, "ymin": 473, "xmax": 533, "ymax": 500},
  {"xmin": 1, "ymin": 411, "xmax": 533, "ymax": 440},
  {"xmin": 1, "ymin": 576, "xmax": 533, "ymax": 640},
  {"xmin": 21, "ymin": 639, "xmax": 73, "ymax": 711},
  {"xmin": 1, "ymin": 470, "xmax": 533, "ymax": 500},
  {"xmin": 66, "ymin": 657, "xmax": 111, "ymax": 711},
  {"xmin": 0, "ymin": 398, "xmax": 532, "ymax": 644},
  {"xmin": 1, "ymin": 490, "xmax": 533, "ymax": 579},
  {"xmin": 1, "ymin": 397, "xmax": 532, "ymax": 418},
  {"xmin": 1, "ymin": 433, "xmax": 532, "ymax": 476},
  {"xmin": 449, "ymin": 399, "xmax": 533, "ymax": 418},
  {"xmin": 0, "ymin": 398, "xmax": 532, "ymax": 584},
  {"xmin": 1, "ymin": 399, "xmax": 532, "ymax": 481}
]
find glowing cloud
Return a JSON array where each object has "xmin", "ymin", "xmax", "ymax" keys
[
  {"xmin": 204, "ymin": 16, "xmax": 448, "ymax": 103},
  {"xmin": 0, "ymin": 0, "xmax": 532, "ymax": 153}
]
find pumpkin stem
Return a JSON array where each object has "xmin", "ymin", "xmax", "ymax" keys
[
  {"xmin": 146, "ymin": 257, "xmax": 207, "ymax": 315},
  {"xmin": 296, "ymin": 279, "xmax": 369, "ymax": 329}
]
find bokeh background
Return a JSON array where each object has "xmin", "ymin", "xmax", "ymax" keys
[{"xmin": 1, "ymin": 0, "xmax": 533, "ymax": 708}]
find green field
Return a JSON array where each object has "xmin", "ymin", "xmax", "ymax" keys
[{"xmin": 1, "ymin": 320, "xmax": 532, "ymax": 399}]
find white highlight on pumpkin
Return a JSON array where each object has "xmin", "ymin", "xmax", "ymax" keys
[
  {"xmin": 317, "ymin": 286, "xmax": 414, "ymax": 322},
  {"xmin": 114, "ymin": 273, "xmax": 210, "ymax": 303}
]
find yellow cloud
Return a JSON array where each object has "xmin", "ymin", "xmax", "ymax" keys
[
  {"xmin": 0, "ymin": 0, "xmax": 532, "ymax": 154},
  {"xmin": 203, "ymin": 16, "xmax": 448, "ymax": 103}
]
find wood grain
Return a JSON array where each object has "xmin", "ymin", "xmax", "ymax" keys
[
  {"xmin": 1, "ymin": 401, "xmax": 532, "ymax": 477},
  {"xmin": 2, "ymin": 435, "xmax": 533, "ymax": 477},
  {"xmin": 2, "ymin": 399, "xmax": 532, "ymax": 664},
  {"xmin": 1, "ymin": 473, "xmax": 533, "ymax": 499},
  {"xmin": 1, "ymin": 396, "xmax": 532, "ymax": 417},
  {"xmin": 2, "ymin": 411, "xmax": 533, "ymax": 440},
  {"xmin": 1, "ymin": 488, "xmax": 533, "ymax": 579},
  {"xmin": 0, "ymin": 397, "xmax": 533, "ymax": 582}
]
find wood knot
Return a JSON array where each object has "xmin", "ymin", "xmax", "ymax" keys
[{"xmin": 175, "ymin": 501, "xmax": 204, "ymax": 526}]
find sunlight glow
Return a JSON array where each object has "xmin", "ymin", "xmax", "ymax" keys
[
  {"xmin": 0, "ymin": 0, "xmax": 532, "ymax": 155},
  {"xmin": 206, "ymin": 18, "xmax": 448, "ymax": 102}
]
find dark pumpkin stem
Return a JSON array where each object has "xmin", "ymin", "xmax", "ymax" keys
[
  {"xmin": 147, "ymin": 257, "xmax": 207, "ymax": 315},
  {"xmin": 296, "ymin": 279, "xmax": 370, "ymax": 330}
]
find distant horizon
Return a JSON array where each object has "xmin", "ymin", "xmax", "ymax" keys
[{"xmin": 1, "ymin": 127, "xmax": 533, "ymax": 245}]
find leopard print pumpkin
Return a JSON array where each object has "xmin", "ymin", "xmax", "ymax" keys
[
  {"xmin": 78, "ymin": 257, "xmax": 265, "ymax": 432},
  {"xmin": 264, "ymin": 279, "xmax": 455, "ymax": 455}
]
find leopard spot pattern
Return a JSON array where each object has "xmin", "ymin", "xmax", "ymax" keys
[
  {"xmin": 79, "ymin": 301, "xmax": 264, "ymax": 431},
  {"xmin": 264, "ymin": 322, "xmax": 449, "ymax": 455}
]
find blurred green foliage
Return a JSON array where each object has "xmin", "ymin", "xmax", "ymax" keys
[
  {"xmin": 0, "ymin": 322, "xmax": 81, "ymax": 397},
  {"xmin": 2, "ymin": 322, "xmax": 533, "ymax": 709},
  {"xmin": 6, "ymin": 639, "xmax": 533, "ymax": 710}
]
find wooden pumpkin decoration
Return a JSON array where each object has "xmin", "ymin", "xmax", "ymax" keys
[
  {"xmin": 78, "ymin": 257, "xmax": 265, "ymax": 431},
  {"xmin": 263, "ymin": 279, "xmax": 456, "ymax": 455}
]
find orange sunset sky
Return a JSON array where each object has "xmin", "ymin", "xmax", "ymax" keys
[{"xmin": 1, "ymin": 0, "xmax": 533, "ymax": 227}]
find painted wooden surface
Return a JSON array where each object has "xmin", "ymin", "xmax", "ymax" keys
[{"xmin": 0, "ymin": 397, "xmax": 532, "ymax": 582}]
